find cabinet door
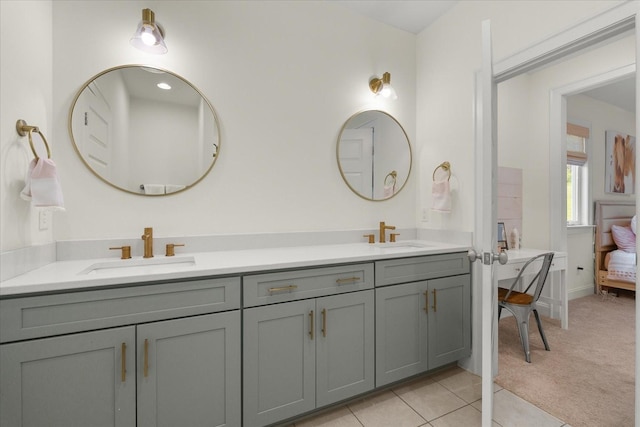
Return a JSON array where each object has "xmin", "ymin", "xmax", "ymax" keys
[
  {"xmin": 316, "ymin": 290, "xmax": 374, "ymax": 407},
  {"xmin": 375, "ymin": 282, "xmax": 429, "ymax": 387},
  {"xmin": 243, "ymin": 299, "xmax": 316, "ymax": 427},
  {"xmin": 428, "ymin": 275, "xmax": 471, "ymax": 369},
  {"xmin": 0, "ymin": 327, "xmax": 135, "ymax": 427},
  {"xmin": 137, "ymin": 311, "xmax": 241, "ymax": 427}
]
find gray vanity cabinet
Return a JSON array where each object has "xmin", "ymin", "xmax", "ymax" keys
[
  {"xmin": 428, "ymin": 275, "xmax": 471, "ymax": 368},
  {"xmin": 0, "ymin": 276, "xmax": 241, "ymax": 427},
  {"xmin": 375, "ymin": 281, "xmax": 429, "ymax": 385},
  {"xmin": 242, "ymin": 264, "xmax": 375, "ymax": 427},
  {"xmin": 0, "ymin": 326, "xmax": 137, "ymax": 427},
  {"xmin": 137, "ymin": 311, "xmax": 241, "ymax": 427},
  {"xmin": 375, "ymin": 253, "xmax": 470, "ymax": 387}
]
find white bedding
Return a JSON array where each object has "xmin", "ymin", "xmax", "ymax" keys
[{"xmin": 607, "ymin": 250, "xmax": 637, "ymax": 283}]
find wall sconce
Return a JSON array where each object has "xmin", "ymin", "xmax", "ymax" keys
[
  {"xmin": 369, "ymin": 72, "xmax": 397, "ymax": 99},
  {"xmin": 130, "ymin": 8, "xmax": 167, "ymax": 54}
]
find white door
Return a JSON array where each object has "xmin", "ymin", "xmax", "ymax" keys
[
  {"xmin": 476, "ymin": 9, "xmax": 640, "ymax": 426},
  {"xmin": 82, "ymin": 81, "xmax": 113, "ymax": 180},
  {"xmin": 476, "ymin": 19, "xmax": 504, "ymax": 427},
  {"xmin": 339, "ymin": 128, "xmax": 374, "ymax": 198},
  {"xmin": 635, "ymin": 11, "xmax": 639, "ymax": 420}
]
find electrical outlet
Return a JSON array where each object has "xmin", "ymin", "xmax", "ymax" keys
[
  {"xmin": 39, "ymin": 211, "xmax": 50, "ymax": 230},
  {"xmin": 421, "ymin": 208, "xmax": 429, "ymax": 222}
]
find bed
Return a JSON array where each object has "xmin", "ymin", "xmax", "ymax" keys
[{"xmin": 594, "ymin": 200, "xmax": 636, "ymax": 294}]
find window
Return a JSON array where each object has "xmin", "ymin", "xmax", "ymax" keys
[{"xmin": 566, "ymin": 123, "xmax": 589, "ymax": 225}]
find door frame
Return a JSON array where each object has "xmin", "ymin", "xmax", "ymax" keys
[
  {"xmin": 549, "ymin": 63, "xmax": 636, "ymax": 252},
  {"xmin": 472, "ymin": 3, "xmax": 638, "ymax": 426}
]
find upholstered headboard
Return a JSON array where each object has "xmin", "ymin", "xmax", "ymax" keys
[{"xmin": 595, "ymin": 200, "xmax": 636, "ymax": 252}]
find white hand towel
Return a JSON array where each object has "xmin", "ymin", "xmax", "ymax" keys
[
  {"xmin": 383, "ymin": 184, "xmax": 395, "ymax": 199},
  {"xmin": 165, "ymin": 184, "xmax": 186, "ymax": 194},
  {"xmin": 20, "ymin": 158, "xmax": 65, "ymax": 211},
  {"xmin": 143, "ymin": 184, "xmax": 165, "ymax": 195},
  {"xmin": 431, "ymin": 179, "xmax": 451, "ymax": 213}
]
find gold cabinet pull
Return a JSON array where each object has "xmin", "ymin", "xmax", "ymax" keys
[
  {"xmin": 309, "ymin": 310, "xmax": 314, "ymax": 340},
  {"xmin": 424, "ymin": 291, "xmax": 429, "ymax": 313},
  {"xmin": 321, "ymin": 308, "xmax": 327, "ymax": 337},
  {"xmin": 336, "ymin": 277, "xmax": 361, "ymax": 285},
  {"xmin": 268, "ymin": 285, "xmax": 298, "ymax": 293},
  {"xmin": 432, "ymin": 289, "xmax": 437, "ymax": 312},
  {"xmin": 121, "ymin": 343, "xmax": 127, "ymax": 382},
  {"xmin": 144, "ymin": 339, "xmax": 149, "ymax": 378}
]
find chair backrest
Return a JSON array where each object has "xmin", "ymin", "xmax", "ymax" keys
[
  {"xmin": 502, "ymin": 252, "xmax": 555, "ymax": 303},
  {"xmin": 523, "ymin": 252, "xmax": 555, "ymax": 302}
]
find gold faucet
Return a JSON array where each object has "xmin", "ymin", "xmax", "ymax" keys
[
  {"xmin": 379, "ymin": 221, "xmax": 396, "ymax": 243},
  {"xmin": 141, "ymin": 227, "xmax": 153, "ymax": 258}
]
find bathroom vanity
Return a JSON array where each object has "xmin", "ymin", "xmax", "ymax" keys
[{"xmin": 0, "ymin": 241, "xmax": 470, "ymax": 427}]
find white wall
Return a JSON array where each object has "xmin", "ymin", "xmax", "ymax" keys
[
  {"xmin": 44, "ymin": 0, "xmax": 417, "ymax": 244},
  {"xmin": 2, "ymin": 0, "xmax": 630, "ymax": 253},
  {"xmin": 415, "ymin": 0, "xmax": 626, "ymax": 241},
  {"xmin": 1, "ymin": 1, "xmax": 53, "ymax": 251},
  {"xmin": 565, "ymin": 93, "xmax": 636, "ymax": 298},
  {"xmin": 568, "ymin": 93, "xmax": 636, "ymax": 203}
]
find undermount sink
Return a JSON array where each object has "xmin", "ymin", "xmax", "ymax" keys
[
  {"xmin": 372, "ymin": 242, "xmax": 432, "ymax": 251},
  {"xmin": 80, "ymin": 256, "xmax": 196, "ymax": 276}
]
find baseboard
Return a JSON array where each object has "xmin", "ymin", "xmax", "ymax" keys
[{"xmin": 569, "ymin": 285, "xmax": 595, "ymax": 300}]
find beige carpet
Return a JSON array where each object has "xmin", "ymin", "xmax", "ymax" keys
[{"xmin": 495, "ymin": 293, "xmax": 635, "ymax": 427}]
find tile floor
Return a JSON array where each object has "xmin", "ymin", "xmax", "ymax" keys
[{"xmin": 284, "ymin": 366, "xmax": 570, "ymax": 427}]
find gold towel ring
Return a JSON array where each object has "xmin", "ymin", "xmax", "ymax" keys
[
  {"xmin": 16, "ymin": 119, "xmax": 51, "ymax": 160},
  {"xmin": 384, "ymin": 170, "xmax": 397, "ymax": 186},
  {"xmin": 432, "ymin": 161, "xmax": 451, "ymax": 181}
]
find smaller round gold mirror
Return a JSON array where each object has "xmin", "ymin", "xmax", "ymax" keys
[{"xmin": 336, "ymin": 110, "xmax": 412, "ymax": 201}]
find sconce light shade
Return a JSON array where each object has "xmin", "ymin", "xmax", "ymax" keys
[
  {"xmin": 369, "ymin": 72, "xmax": 398, "ymax": 100},
  {"xmin": 130, "ymin": 8, "xmax": 167, "ymax": 54}
]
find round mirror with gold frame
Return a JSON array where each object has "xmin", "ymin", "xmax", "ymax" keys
[
  {"xmin": 68, "ymin": 65, "xmax": 220, "ymax": 195},
  {"xmin": 336, "ymin": 110, "xmax": 412, "ymax": 201}
]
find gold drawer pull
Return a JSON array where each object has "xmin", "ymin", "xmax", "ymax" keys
[
  {"xmin": 121, "ymin": 343, "xmax": 127, "ymax": 382},
  {"xmin": 268, "ymin": 285, "xmax": 298, "ymax": 293},
  {"xmin": 424, "ymin": 291, "xmax": 429, "ymax": 313},
  {"xmin": 336, "ymin": 277, "xmax": 361, "ymax": 284},
  {"xmin": 432, "ymin": 289, "xmax": 437, "ymax": 312},
  {"xmin": 144, "ymin": 339, "xmax": 149, "ymax": 378},
  {"xmin": 321, "ymin": 308, "xmax": 327, "ymax": 337},
  {"xmin": 309, "ymin": 310, "xmax": 314, "ymax": 340}
]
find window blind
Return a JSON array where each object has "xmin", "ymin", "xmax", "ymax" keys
[{"xmin": 567, "ymin": 123, "xmax": 589, "ymax": 166}]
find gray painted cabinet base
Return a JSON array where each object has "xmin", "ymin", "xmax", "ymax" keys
[
  {"xmin": 137, "ymin": 311, "xmax": 241, "ymax": 427},
  {"xmin": 0, "ymin": 312, "xmax": 241, "ymax": 427},
  {"xmin": 243, "ymin": 290, "xmax": 374, "ymax": 427},
  {"xmin": 1, "ymin": 252, "xmax": 470, "ymax": 427},
  {"xmin": 0, "ymin": 327, "xmax": 136, "ymax": 427},
  {"xmin": 376, "ymin": 274, "xmax": 470, "ymax": 387}
]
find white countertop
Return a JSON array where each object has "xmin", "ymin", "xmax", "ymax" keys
[{"xmin": 0, "ymin": 240, "xmax": 470, "ymax": 297}]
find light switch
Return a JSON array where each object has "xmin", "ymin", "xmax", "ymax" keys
[{"xmin": 39, "ymin": 211, "xmax": 50, "ymax": 230}]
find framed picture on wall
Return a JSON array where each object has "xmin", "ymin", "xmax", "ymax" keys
[
  {"xmin": 605, "ymin": 130, "xmax": 636, "ymax": 194},
  {"xmin": 497, "ymin": 222, "xmax": 508, "ymax": 251}
]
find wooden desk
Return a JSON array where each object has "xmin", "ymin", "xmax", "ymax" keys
[{"xmin": 496, "ymin": 249, "xmax": 568, "ymax": 329}]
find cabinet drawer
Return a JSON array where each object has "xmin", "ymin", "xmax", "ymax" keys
[
  {"xmin": 0, "ymin": 277, "xmax": 240, "ymax": 343},
  {"xmin": 496, "ymin": 255, "xmax": 566, "ymax": 282},
  {"xmin": 243, "ymin": 263, "xmax": 373, "ymax": 307},
  {"xmin": 375, "ymin": 253, "xmax": 469, "ymax": 287}
]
